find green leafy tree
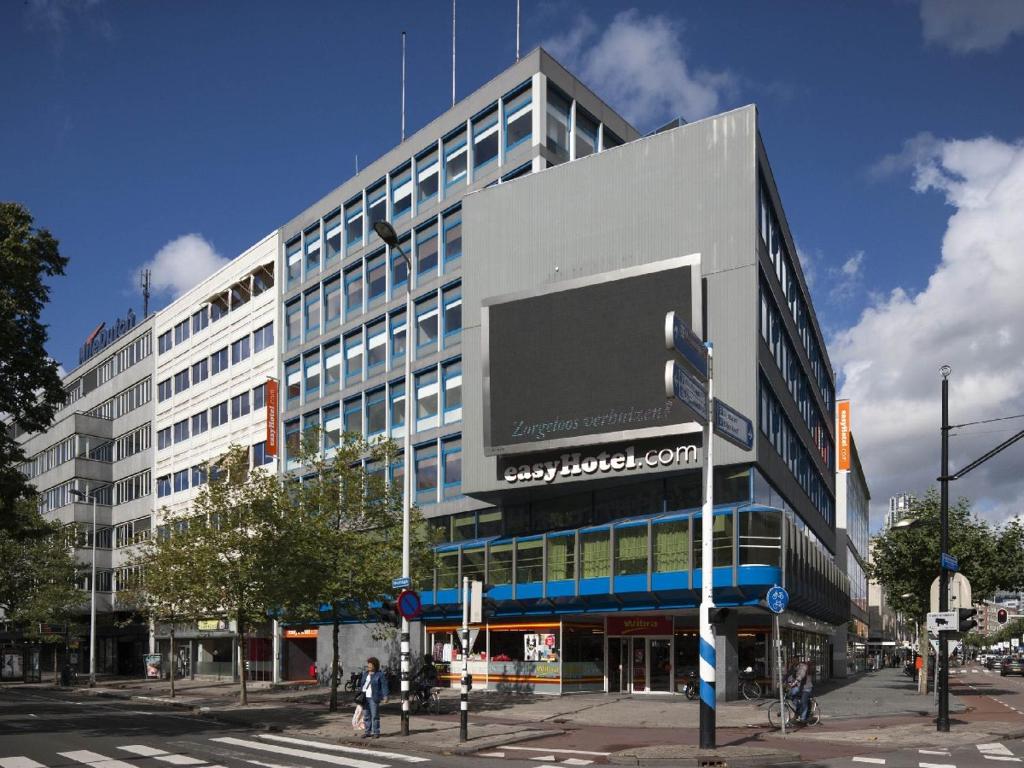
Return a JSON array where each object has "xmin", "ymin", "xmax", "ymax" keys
[
  {"xmin": 279, "ymin": 431, "xmax": 435, "ymax": 712},
  {"xmin": 0, "ymin": 203, "xmax": 68, "ymax": 535}
]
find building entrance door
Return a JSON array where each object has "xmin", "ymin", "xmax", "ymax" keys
[
  {"xmin": 648, "ymin": 638, "xmax": 673, "ymax": 693},
  {"xmin": 607, "ymin": 637, "xmax": 630, "ymax": 693}
]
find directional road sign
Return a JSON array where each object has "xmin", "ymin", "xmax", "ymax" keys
[
  {"xmin": 766, "ymin": 585, "xmax": 789, "ymax": 614},
  {"xmin": 941, "ymin": 552, "xmax": 959, "ymax": 572},
  {"xmin": 664, "ymin": 311, "xmax": 708, "ymax": 379},
  {"xmin": 713, "ymin": 398, "xmax": 754, "ymax": 451},
  {"xmin": 396, "ymin": 589, "xmax": 422, "ymax": 620},
  {"xmin": 927, "ymin": 610, "xmax": 957, "ymax": 633},
  {"xmin": 664, "ymin": 360, "xmax": 708, "ymax": 425},
  {"xmin": 391, "ymin": 576, "xmax": 411, "ymax": 590}
]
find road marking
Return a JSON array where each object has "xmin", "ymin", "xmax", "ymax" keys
[
  {"xmin": 561, "ymin": 760, "xmax": 594, "ymax": 766},
  {"xmin": 118, "ymin": 747, "xmax": 205, "ymax": 766},
  {"xmin": 58, "ymin": 751, "xmax": 137, "ymax": 768},
  {"xmin": 919, "ymin": 751, "xmax": 950, "ymax": 756},
  {"xmin": 478, "ymin": 754, "xmax": 505, "ymax": 759},
  {"xmin": 919, "ymin": 763, "xmax": 956, "ymax": 768},
  {"xmin": 257, "ymin": 735, "xmax": 429, "ymax": 763},
  {"xmin": 528, "ymin": 759, "xmax": 556, "ymax": 764},
  {"xmin": 852, "ymin": 759, "xmax": 886, "ymax": 765},
  {"xmin": 982, "ymin": 758, "xmax": 1021, "ymax": 762},
  {"xmin": 980, "ymin": 741, "xmax": 1015, "ymax": 753},
  {"xmin": 505, "ymin": 747, "xmax": 613, "ymax": 757},
  {"xmin": 210, "ymin": 737, "xmax": 386, "ymax": 768},
  {"xmin": 241, "ymin": 761, "xmax": 294, "ymax": 768},
  {"xmin": 0, "ymin": 759, "xmax": 47, "ymax": 768}
]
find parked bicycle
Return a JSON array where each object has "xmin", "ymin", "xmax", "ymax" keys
[
  {"xmin": 411, "ymin": 686, "xmax": 442, "ymax": 715},
  {"xmin": 768, "ymin": 691, "xmax": 820, "ymax": 728},
  {"xmin": 680, "ymin": 671, "xmax": 699, "ymax": 701},
  {"xmin": 739, "ymin": 667, "xmax": 763, "ymax": 700},
  {"xmin": 343, "ymin": 671, "xmax": 360, "ymax": 692}
]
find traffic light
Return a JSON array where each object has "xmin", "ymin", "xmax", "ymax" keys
[
  {"xmin": 959, "ymin": 607, "xmax": 978, "ymax": 633},
  {"xmin": 378, "ymin": 600, "xmax": 401, "ymax": 628},
  {"xmin": 998, "ymin": 608, "xmax": 1009, "ymax": 625}
]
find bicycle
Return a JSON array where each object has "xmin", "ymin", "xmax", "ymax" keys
[
  {"xmin": 680, "ymin": 672, "xmax": 699, "ymax": 701},
  {"xmin": 343, "ymin": 671, "xmax": 360, "ymax": 692},
  {"xmin": 739, "ymin": 673, "xmax": 763, "ymax": 701},
  {"xmin": 410, "ymin": 685, "xmax": 442, "ymax": 715},
  {"xmin": 768, "ymin": 692, "xmax": 820, "ymax": 728}
]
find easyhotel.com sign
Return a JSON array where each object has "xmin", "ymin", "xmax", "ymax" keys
[{"xmin": 503, "ymin": 444, "xmax": 698, "ymax": 485}]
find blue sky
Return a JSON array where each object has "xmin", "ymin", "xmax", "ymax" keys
[{"xmin": 4, "ymin": 0, "xmax": 1024, "ymax": 526}]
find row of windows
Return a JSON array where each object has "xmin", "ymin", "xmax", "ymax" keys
[
  {"xmin": 114, "ymin": 516, "xmax": 151, "ymax": 548},
  {"xmin": 86, "ymin": 378, "xmax": 151, "ymax": 420},
  {"xmin": 544, "ymin": 83, "xmax": 622, "ymax": 163},
  {"xmin": 156, "ymin": 441, "xmax": 274, "ymax": 498},
  {"xmin": 20, "ymin": 436, "xmax": 76, "ymax": 479},
  {"xmin": 38, "ymin": 481, "xmax": 113, "ymax": 516},
  {"xmin": 24, "ymin": 429, "xmax": 145, "ymax": 477},
  {"xmin": 115, "ymin": 424, "xmax": 151, "ymax": 462},
  {"xmin": 758, "ymin": 374, "xmax": 835, "ymax": 527},
  {"xmin": 158, "ymin": 323, "xmax": 273, "ymax": 403},
  {"xmin": 284, "ymin": 284, "xmax": 461, "ymax": 407},
  {"xmin": 157, "ymin": 263, "xmax": 274, "ymax": 355},
  {"xmin": 156, "ymin": 383, "xmax": 268, "ymax": 450},
  {"xmin": 758, "ymin": 175, "xmax": 834, "ymax": 411},
  {"xmin": 285, "ymin": 210, "xmax": 462, "ymax": 351},
  {"xmin": 115, "ymin": 470, "xmax": 151, "ymax": 505},
  {"xmin": 760, "ymin": 279, "xmax": 833, "ymax": 470},
  {"xmin": 65, "ymin": 331, "xmax": 153, "ymax": 406}
]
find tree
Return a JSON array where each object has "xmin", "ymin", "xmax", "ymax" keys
[
  {"xmin": 279, "ymin": 431, "xmax": 435, "ymax": 712},
  {"xmin": 0, "ymin": 203, "xmax": 68, "ymax": 535},
  {"xmin": 0, "ymin": 499, "xmax": 82, "ymax": 676}
]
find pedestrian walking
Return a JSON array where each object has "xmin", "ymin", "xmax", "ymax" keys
[{"xmin": 357, "ymin": 656, "xmax": 390, "ymax": 738}]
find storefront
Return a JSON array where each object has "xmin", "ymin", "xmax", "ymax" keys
[{"xmin": 283, "ymin": 627, "xmax": 318, "ymax": 681}]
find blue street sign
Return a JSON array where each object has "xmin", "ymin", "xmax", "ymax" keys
[
  {"xmin": 713, "ymin": 398, "xmax": 754, "ymax": 452},
  {"xmin": 941, "ymin": 552, "xmax": 959, "ymax": 572},
  {"xmin": 664, "ymin": 311, "xmax": 708, "ymax": 379},
  {"xmin": 664, "ymin": 360, "xmax": 708, "ymax": 425},
  {"xmin": 766, "ymin": 585, "xmax": 789, "ymax": 614},
  {"xmin": 397, "ymin": 589, "xmax": 422, "ymax": 620},
  {"xmin": 391, "ymin": 576, "xmax": 411, "ymax": 590}
]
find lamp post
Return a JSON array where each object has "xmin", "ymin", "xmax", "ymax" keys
[
  {"xmin": 69, "ymin": 487, "xmax": 98, "ymax": 688},
  {"xmin": 937, "ymin": 364, "xmax": 952, "ymax": 732},
  {"xmin": 373, "ymin": 219, "xmax": 414, "ymax": 737}
]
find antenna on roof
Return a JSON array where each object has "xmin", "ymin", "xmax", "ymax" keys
[
  {"xmin": 355, "ymin": 155, "xmax": 359, "ymax": 174},
  {"xmin": 141, "ymin": 269, "xmax": 151, "ymax": 318},
  {"xmin": 516, "ymin": 0, "xmax": 520, "ymax": 62},
  {"xmin": 451, "ymin": 0, "xmax": 456, "ymax": 107},
  {"xmin": 401, "ymin": 31, "xmax": 407, "ymax": 143}
]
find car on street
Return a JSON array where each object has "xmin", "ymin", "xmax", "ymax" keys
[
  {"xmin": 1000, "ymin": 656, "xmax": 1024, "ymax": 676},
  {"xmin": 986, "ymin": 655, "xmax": 999, "ymax": 669}
]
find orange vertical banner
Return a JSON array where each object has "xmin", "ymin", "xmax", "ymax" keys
[
  {"xmin": 266, "ymin": 378, "xmax": 279, "ymax": 456},
  {"xmin": 837, "ymin": 400, "xmax": 851, "ymax": 471}
]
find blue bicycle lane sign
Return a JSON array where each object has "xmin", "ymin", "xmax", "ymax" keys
[{"xmin": 766, "ymin": 585, "xmax": 789, "ymax": 614}]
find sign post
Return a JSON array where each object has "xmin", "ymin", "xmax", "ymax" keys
[{"xmin": 766, "ymin": 586, "xmax": 789, "ymax": 736}]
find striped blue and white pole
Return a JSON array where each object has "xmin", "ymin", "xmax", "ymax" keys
[{"xmin": 699, "ymin": 342, "xmax": 716, "ymax": 750}]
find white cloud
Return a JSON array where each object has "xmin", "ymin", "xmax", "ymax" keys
[
  {"xmin": 920, "ymin": 0, "xmax": 1024, "ymax": 53},
  {"xmin": 834, "ymin": 134, "xmax": 1024, "ymax": 527},
  {"xmin": 140, "ymin": 234, "xmax": 229, "ymax": 298},
  {"xmin": 543, "ymin": 9, "xmax": 734, "ymax": 130},
  {"xmin": 840, "ymin": 252, "xmax": 864, "ymax": 278}
]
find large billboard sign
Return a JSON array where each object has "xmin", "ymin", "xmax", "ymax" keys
[{"xmin": 483, "ymin": 255, "xmax": 703, "ymax": 456}]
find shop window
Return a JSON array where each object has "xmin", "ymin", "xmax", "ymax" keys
[
  {"xmin": 437, "ymin": 551, "xmax": 459, "ymax": 590},
  {"xmin": 654, "ymin": 519, "xmax": 688, "ymax": 573},
  {"xmin": 547, "ymin": 534, "xmax": 575, "ymax": 581},
  {"xmin": 515, "ymin": 538, "xmax": 543, "ymax": 584},
  {"xmin": 615, "ymin": 525, "xmax": 648, "ymax": 576},
  {"xmin": 286, "ymin": 238, "xmax": 301, "ymax": 284},
  {"xmin": 345, "ymin": 199, "xmax": 363, "ymax": 252},
  {"xmin": 546, "ymin": 87, "xmax": 571, "ymax": 162},
  {"xmin": 416, "ymin": 223, "xmax": 438, "ymax": 279},
  {"xmin": 739, "ymin": 509, "xmax": 781, "ymax": 566},
  {"xmin": 580, "ymin": 529, "xmax": 610, "ymax": 578},
  {"xmin": 694, "ymin": 513, "xmax": 734, "ymax": 569},
  {"xmin": 417, "ymin": 147, "xmax": 438, "ymax": 205},
  {"xmin": 488, "ymin": 542, "xmax": 512, "ymax": 585},
  {"xmin": 472, "ymin": 106, "xmax": 499, "ymax": 172},
  {"xmin": 324, "ymin": 211, "xmax": 341, "ymax": 264},
  {"xmin": 323, "ymin": 340, "xmax": 341, "ymax": 394},
  {"xmin": 391, "ymin": 164, "xmax": 412, "ymax": 221},
  {"xmin": 462, "ymin": 546, "xmax": 485, "ymax": 582},
  {"xmin": 305, "ymin": 224, "xmax": 321, "ymax": 276},
  {"xmin": 504, "ymin": 83, "xmax": 532, "ymax": 150}
]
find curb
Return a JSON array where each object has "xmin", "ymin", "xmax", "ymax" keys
[{"xmin": 608, "ymin": 748, "xmax": 803, "ymax": 767}]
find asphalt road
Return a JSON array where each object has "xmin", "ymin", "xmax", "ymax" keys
[{"xmin": 0, "ymin": 688, "xmax": 597, "ymax": 768}]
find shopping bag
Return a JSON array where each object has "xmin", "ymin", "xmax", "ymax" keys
[{"xmin": 351, "ymin": 704, "xmax": 364, "ymax": 731}]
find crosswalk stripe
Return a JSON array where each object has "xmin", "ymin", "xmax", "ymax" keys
[
  {"xmin": 919, "ymin": 751, "xmax": 950, "ymax": 756},
  {"xmin": 852, "ymin": 759, "xmax": 886, "ymax": 765},
  {"xmin": 561, "ymin": 760, "xmax": 594, "ymax": 766},
  {"xmin": 118, "ymin": 746, "xmax": 205, "ymax": 766},
  {"xmin": 58, "ymin": 751, "xmax": 137, "ymax": 768},
  {"xmin": 477, "ymin": 754, "xmax": 505, "ymax": 759},
  {"xmin": 257, "ymin": 735, "xmax": 429, "ymax": 763},
  {"xmin": 983, "ymin": 757, "xmax": 1022, "ymax": 762},
  {"xmin": 0, "ymin": 759, "xmax": 47, "ymax": 768},
  {"xmin": 210, "ymin": 737, "xmax": 386, "ymax": 768},
  {"xmin": 980, "ymin": 745, "xmax": 1015, "ymax": 756},
  {"xmin": 528, "ymin": 758, "xmax": 556, "ymax": 764},
  {"xmin": 919, "ymin": 763, "xmax": 956, "ymax": 768},
  {"xmin": 505, "ymin": 746, "xmax": 613, "ymax": 757}
]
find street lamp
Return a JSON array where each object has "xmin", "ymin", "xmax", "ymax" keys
[
  {"xmin": 69, "ymin": 487, "xmax": 99, "ymax": 688},
  {"xmin": 372, "ymin": 219, "xmax": 413, "ymax": 737}
]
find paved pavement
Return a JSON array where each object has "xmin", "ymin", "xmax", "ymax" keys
[{"xmin": 811, "ymin": 737, "xmax": 1024, "ymax": 768}]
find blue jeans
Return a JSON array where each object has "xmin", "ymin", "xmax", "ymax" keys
[
  {"xmin": 797, "ymin": 689, "xmax": 811, "ymax": 721},
  {"xmin": 363, "ymin": 698, "xmax": 380, "ymax": 735}
]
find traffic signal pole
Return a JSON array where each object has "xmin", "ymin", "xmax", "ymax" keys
[{"xmin": 938, "ymin": 370, "xmax": 950, "ymax": 733}]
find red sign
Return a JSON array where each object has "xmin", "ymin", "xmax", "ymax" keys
[
  {"xmin": 266, "ymin": 378, "xmax": 279, "ymax": 456},
  {"xmin": 606, "ymin": 616, "xmax": 673, "ymax": 636},
  {"xmin": 837, "ymin": 400, "xmax": 851, "ymax": 471},
  {"xmin": 397, "ymin": 590, "xmax": 422, "ymax": 620}
]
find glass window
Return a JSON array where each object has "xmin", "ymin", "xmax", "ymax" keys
[
  {"xmin": 547, "ymin": 535, "xmax": 575, "ymax": 581},
  {"xmin": 344, "ymin": 396, "xmax": 361, "ymax": 435},
  {"xmin": 345, "ymin": 199, "xmax": 363, "ymax": 252},
  {"xmin": 472, "ymin": 106, "xmax": 499, "ymax": 171},
  {"xmin": 546, "ymin": 87, "xmax": 571, "ymax": 162},
  {"xmin": 603, "ymin": 128, "xmax": 623, "ymax": 150},
  {"xmin": 253, "ymin": 322, "xmax": 274, "ymax": 354},
  {"xmin": 233, "ymin": 280, "xmax": 252, "ymax": 311},
  {"xmin": 304, "ymin": 289, "xmax": 320, "ymax": 338},
  {"xmin": 389, "ymin": 379, "xmax": 405, "ymax": 437},
  {"xmin": 285, "ymin": 359, "xmax": 301, "ymax": 404},
  {"xmin": 191, "ymin": 358, "xmax": 208, "ymax": 385},
  {"xmin": 284, "ymin": 419, "xmax": 300, "ymax": 470},
  {"xmin": 323, "ymin": 404, "xmax": 341, "ymax": 452},
  {"xmin": 285, "ymin": 300, "xmax": 301, "ymax": 348},
  {"xmin": 391, "ymin": 310, "xmax": 406, "ymax": 367},
  {"xmin": 191, "ymin": 308, "xmax": 208, "ymax": 334},
  {"xmin": 437, "ymin": 551, "xmax": 459, "ymax": 590},
  {"xmin": 304, "ymin": 351, "xmax": 321, "ymax": 400},
  {"xmin": 415, "ymin": 442, "xmax": 438, "ymax": 505},
  {"xmin": 367, "ymin": 251, "xmax": 386, "ymax": 306},
  {"xmin": 252, "ymin": 382, "xmax": 266, "ymax": 410},
  {"xmin": 231, "ymin": 335, "xmax": 250, "ymax": 365},
  {"xmin": 739, "ymin": 510, "xmax": 781, "ymax": 566},
  {"xmin": 231, "ymin": 391, "xmax": 250, "ymax": 419},
  {"xmin": 157, "ymin": 475, "xmax": 171, "ymax": 497},
  {"xmin": 324, "ymin": 211, "xmax": 341, "ymax": 264},
  {"xmin": 416, "ymin": 147, "xmax": 438, "ymax": 205},
  {"xmin": 416, "ymin": 295, "xmax": 439, "ymax": 351},
  {"xmin": 252, "ymin": 263, "xmax": 274, "ymax": 296},
  {"xmin": 516, "ymin": 539, "xmax": 543, "ymax": 584},
  {"xmin": 615, "ymin": 525, "xmax": 647, "ymax": 576},
  {"xmin": 575, "ymin": 108, "xmax": 598, "ymax": 159},
  {"xmin": 462, "ymin": 545, "xmax": 485, "ymax": 582},
  {"xmin": 190, "ymin": 464, "xmax": 207, "ymax": 487},
  {"xmin": 366, "ymin": 320, "xmax": 386, "ymax": 371},
  {"xmin": 391, "ymin": 235, "xmax": 410, "ymax": 295},
  {"xmin": 367, "ymin": 181, "xmax": 386, "ymax": 232},
  {"xmin": 157, "ymin": 379, "xmax": 172, "ymax": 402},
  {"xmin": 443, "ymin": 284, "xmax": 461, "ymax": 341},
  {"xmin": 158, "ymin": 331, "xmax": 172, "ymax": 354},
  {"xmin": 210, "ymin": 400, "xmax": 227, "ymax": 427},
  {"xmin": 323, "ymin": 276, "xmax": 341, "ymax": 328},
  {"xmin": 286, "ymin": 238, "xmax": 301, "ymax": 284},
  {"xmin": 252, "ymin": 441, "xmax": 272, "ymax": 467},
  {"xmin": 157, "ymin": 427, "xmax": 171, "ymax": 450},
  {"xmin": 443, "ymin": 209, "xmax": 461, "ymax": 264},
  {"xmin": 654, "ymin": 519, "xmax": 688, "ymax": 573},
  {"xmin": 173, "ymin": 469, "xmax": 189, "ymax": 493},
  {"xmin": 366, "ymin": 387, "xmax": 386, "ymax": 436},
  {"xmin": 344, "ymin": 264, "xmax": 362, "ymax": 319},
  {"xmin": 416, "ymin": 367, "xmax": 439, "ymax": 431},
  {"xmin": 174, "ymin": 319, "xmax": 189, "ymax": 345},
  {"xmin": 504, "ymin": 83, "xmax": 532, "ymax": 150},
  {"xmin": 391, "ymin": 164, "xmax": 412, "ymax": 220},
  {"xmin": 442, "ymin": 437, "xmax": 461, "ymax": 498},
  {"xmin": 210, "ymin": 293, "xmax": 228, "ymax": 323},
  {"xmin": 694, "ymin": 513, "xmax": 734, "ymax": 569},
  {"xmin": 344, "ymin": 331, "xmax": 363, "ymax": 384},
  {"xmin": 416, "ymin": 223, "xmax": 438, "ymax": 278},
  {"xmin": 489, "ymin": 542, "xmax": 513, "ymax": 586},
  {"xmin": 444, "ymin": 130, "xmax": 467, "ymax": 188},
  {"xmin": 211, "ymin": 347, "xmax": 228, "ymax": 375},
  {"xmin": 173, "ymin": 368, "xmax": 189, "ymax": 394},
  {"xmin": 191, "ymin": 410, "xmax": 208, "ymax": 436},
  {"xmin": 580, "ymin": 529, "xmax": 610, "ymax": 578},
  {"xmin": 304, "ymin": 224, "xmax": 321, "ymax": 276},
  {"xmin": 173, "ymin": 418, "xmax": 189, "ymax": 444},
  {"xmin": 443, "ymin": 359, "xmax": 462, "ymax": 424},
  {"xmin": 323, "ymin": 340, "xmax": 341, "ymax": 394}
]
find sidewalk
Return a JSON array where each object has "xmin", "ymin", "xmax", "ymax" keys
[{"xmin": 17, "ymin": 667, "xmax": 1023, "ymax": 766}]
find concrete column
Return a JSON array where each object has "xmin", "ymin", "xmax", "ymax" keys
[
  {"xmin": 715, "ymin": 610, "xmax": 739, "ymax": 702},
  {"xmin": 272, "ymin": 619, "xmax": 281, "ymax": 685},
  {"xmin": 832, "ymin": 624, "xmax": 849, "ymax": 678}
]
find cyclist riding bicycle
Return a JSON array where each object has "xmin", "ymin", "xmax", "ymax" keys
[
  {"xmin": 412, "ymin": 654, "xmax": 439, "ymax": 704},
  {"xmin": 785, "ymin": 659, "xmax": 814, "ymax": 725}
]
